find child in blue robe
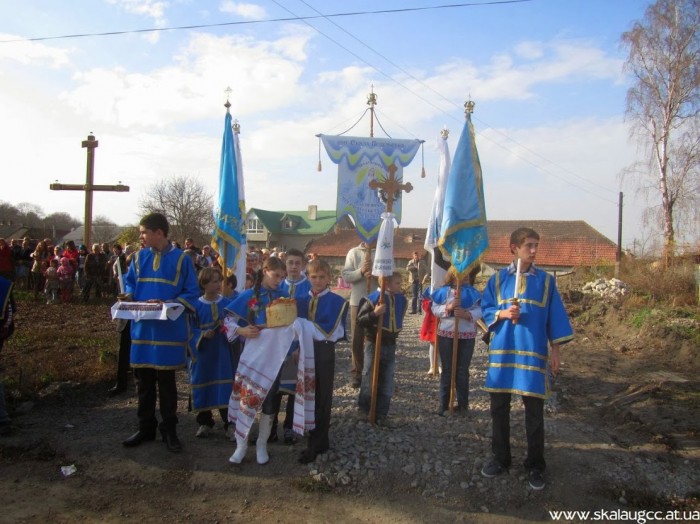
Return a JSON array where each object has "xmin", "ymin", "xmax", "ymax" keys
[
  {"xmin": 121, "ymin": 213, "xmax": 200, "ymax": 453},
  {"xmin": 480, "ymin": 227, "xmax": 573, "ymax": 491},
  {"xmin": 272, "ymin": 248, "xmax": 312, "ymax": 444},
  {"xmin": 296, "ymin": 258, "xmax": 348, "ymax": 463},
  {"xmin": 189, "ymin": 267, "xmax": 234, "ymax": 438},
  {"xmin": 357, "ymin": 273, "xmax": 407, "ymax": 423}
]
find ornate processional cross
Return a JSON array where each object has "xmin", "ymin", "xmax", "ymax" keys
[
  {"xmin": 368, "ymin": 164, "xmax": 413, "ymax": 213},
  {"xmin": 366, "ymin": 163, "xmax": 413, "ymax": 424},
  {"xmin": 50, "ymin": 134, "xmax": 129, "ymax": 247}
]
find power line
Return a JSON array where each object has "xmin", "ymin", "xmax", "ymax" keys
[
  {"xmin": 0, "ymin": 1, "xmax": 532, "ymax": 44},
  {"xmin": 293, "ymin": 0, "xmax": 619, "ymax": 203}
]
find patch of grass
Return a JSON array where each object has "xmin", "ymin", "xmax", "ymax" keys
[
  {"xmin": 3, "ymin": 297, "xmax": 117, "ymax": 397},
  {"xmin": 629, "ymin": 307, "xmax": 657, "ymax": 329},
  {"xmin": 291, "ymin": 476, "xmax": 334, "ymax": 493}
]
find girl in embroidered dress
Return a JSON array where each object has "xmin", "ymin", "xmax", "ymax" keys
[
  {"xmin": 431, "ymin": 266, "xmax": 482, "ymax": 416},
  {"xmin": 222, "ymin": 257, "xmax": 289, "ymax": 465}
]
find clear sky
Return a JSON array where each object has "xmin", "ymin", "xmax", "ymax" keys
[{"xmin": 0, "ymin": 0, "xmax": 656, "ymax": 247}]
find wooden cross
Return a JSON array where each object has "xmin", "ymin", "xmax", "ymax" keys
[
  {"xmin": 50, "ymin": 134, "xmax": 129, "ymax": 247},
  {"xmin": 366, "ymin": 162, "xmax": 412, "ymax": 424}
]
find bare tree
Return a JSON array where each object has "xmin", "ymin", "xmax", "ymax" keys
[
  {"xmin": 621, "ymin": 0, "xmax": 700, "ymax": 259},
  {"xmin": 92, "ymin": 215, "xmax": 123, "ymax": 245},
  {"xmin": 44, "ymin": 212, "xmax": 81, "ymax": 230},
  {"xmin": 139, "ymin": 175, "xmax": 214, "ymax": 245}
]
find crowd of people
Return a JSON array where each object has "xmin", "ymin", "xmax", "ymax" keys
[
  {"xmin": 0, "ymin": 236, "xmax": 131, "ymax": 304},
  {"xmin": 0, "ymin": 222, "xmax": 573, "ymax": 491}
]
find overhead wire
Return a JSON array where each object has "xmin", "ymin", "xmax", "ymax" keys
[
  {"xmin": 0, "ymin": 1, "xmax": 533, "ymax": 44},
  {"xmin": 3, "ymin": 0, "xmax": 621, "ymax": 205},
  {"xmin": 292, "ymin": 0, "xmax": 620, "ymax": 205}
]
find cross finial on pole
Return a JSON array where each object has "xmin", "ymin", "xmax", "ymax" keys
[
  {"xmin": 366, "ymin": 162, "xmax": 412, "ymax": 424},
  {"xmin": 368, "ymin": 164, "xmax": 413, "ymax": 214}
]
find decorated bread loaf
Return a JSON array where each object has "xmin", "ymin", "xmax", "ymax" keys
[{"xmin": 266, "ymin": 297, "xmax": 297, "ymax": 328}]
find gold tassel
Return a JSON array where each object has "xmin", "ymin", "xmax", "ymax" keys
[
  {"xmin": 317, "ymin": 160, "xmax": 322, "ymax": 172},
  {"xmin": 420, "ymin": 141, "xmax": 426, "ymax": 178},
  {"xmin": 421, "ymin": 166, "xmax": 426, "ymax": 178},
  {"xmin": 317, "ymin": 136, "xmax": 322, "ymax": 172}
]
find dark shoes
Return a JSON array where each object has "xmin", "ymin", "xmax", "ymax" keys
[
  {"xmin": 283, "ymin": 428, "xmax": 298, "ymax": 445},
  {"xmin": 122, "ymin": 429, "xmax": 156, "ymax": 447},
  {"xmin": 298, "ymin": 446, "xmax": 328, "ymax": 464},
  {"xmin": 528, "ymin": 469, "xmax": 545, "ymax": 490},
  {"xmin": 107, "ymin": 384, "xmax": 127, "ymax": 396},
  {"xmin": 159, "ymin": 424, "xmax": 182, "ymax": 453},
  {"xmin": 481, "ymin": 459, "xmax": 507, "ymax": 478}
]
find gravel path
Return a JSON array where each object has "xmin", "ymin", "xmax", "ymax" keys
[{"xmin": 301, "ymin": 311, "xmax": 497, "ymax": 500}]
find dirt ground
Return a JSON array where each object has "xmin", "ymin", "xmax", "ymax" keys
[{"xmin": 0, "ymin": 295, "xmax": 698, "ymax": 523}]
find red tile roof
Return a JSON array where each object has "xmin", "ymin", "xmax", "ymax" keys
[{"xmin": 306, "ymin": 220, "xmax": 617, "ymax": 268}]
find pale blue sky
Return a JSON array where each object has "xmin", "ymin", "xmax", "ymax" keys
[{"xmin": 0, "ymin": 1, "xmax": 658, "ymax": 247}]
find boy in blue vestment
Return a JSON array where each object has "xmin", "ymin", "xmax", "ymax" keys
[
  {"xmin": 121, "ymin": 213, "xmax": 200, "ymax": 453},
  {"xmin": 271, "ymin": 248, "xmax": 312, "ymax": 445},
  {"xmin": 480, "ymin": 227, "xmax": 573, "ymax": 490},
  {"xmin": 189, "ymin": 267, "xmax": 234, "ymax": 438},
  {"xmin": 357, "ymin": 273, "xmax": 407, "ymax": 424},
  {"xmin": 296, "ymin": 258, "xmax": 348, "ymax": 463}
]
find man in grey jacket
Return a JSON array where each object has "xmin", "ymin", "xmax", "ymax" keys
[{"xmin": 341, "ymin": 242, "xmax": 378, "ymax": 388}]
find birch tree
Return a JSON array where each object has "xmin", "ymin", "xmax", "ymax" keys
[{"xmin": 621, "ymin": 0, "xmax": 700, "ymax": 258}]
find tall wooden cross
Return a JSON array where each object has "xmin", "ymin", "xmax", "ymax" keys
[
  {"xmin": 366, "ymin": 163, "xmax": 412, "ymax": 424},
  {"xmin": 50, "ymin": 134, "xmax": 129, "ymax": 247}
]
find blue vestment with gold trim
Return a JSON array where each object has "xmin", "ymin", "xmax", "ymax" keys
[
  {"xmin": 124, "ymin": 246, "xmax": 199, "ymax": 369},
  {"xmin": 482, "ymin": 265, "xmax": 573, "ymax": 398},
  {"xmin": 298, "ymin": 290, "xmax": 348, "ymax": 341},
  {"xmin": 189, "ymin": 296, "xmax": 234, "ymax": 411}
]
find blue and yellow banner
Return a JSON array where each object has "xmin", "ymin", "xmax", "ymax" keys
[
  {"xmin": 438, "ymin": 115, "xmax": 488, "ymax": 277},
  {"xmin": 212, "ymin": 112, "xmax": 245, "ymax": 276}
]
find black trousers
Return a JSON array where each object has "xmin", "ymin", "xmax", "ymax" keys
[
  {"xmin": 489, "ymin": 392, "xmax": 545, "ymax": 471},
  {"xmin": 135, "ymin": 367, "xmax": 178, "ymax": 431},
  {"xmin": 115, "ymin": 321, "xmax": 131, "ymax": 389},
  {"xmin": 306, "ymin": 341, "xmax": 335, "ymax": 453}
]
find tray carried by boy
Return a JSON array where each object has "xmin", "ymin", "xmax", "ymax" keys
[{"xmin": 111, "ymin": 301, "xmax": 186, "ymax": 322}]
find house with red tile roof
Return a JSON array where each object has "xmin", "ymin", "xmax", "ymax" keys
[{"xmin": 304, "ymin": 220, "xmax": 617, "ymax": 274}]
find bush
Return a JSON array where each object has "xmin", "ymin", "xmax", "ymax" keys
[{"xmin": 620, "ymin": 257, "xmax": 697, "ymax": 306}]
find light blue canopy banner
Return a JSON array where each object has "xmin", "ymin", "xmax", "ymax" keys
[
  {"xmin": 438, "ymin": 114, "xmax": 489, "ymax": 277},
  {"xmin": 320, "ymin": 134, "xmax": 421, "ymax": 244}
]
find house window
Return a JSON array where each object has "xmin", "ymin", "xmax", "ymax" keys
[
  {"xmin": 283, "ymin": 218, "xmax": 295, "ymax": 230},
  {"xmin": 248, "ymin": 217, "xmax": 263, "ymax": 234}
]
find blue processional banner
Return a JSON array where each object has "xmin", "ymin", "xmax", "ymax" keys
[{"xmin": 320, "ymin": 135, "xmax": 421, "ymax": 244}]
